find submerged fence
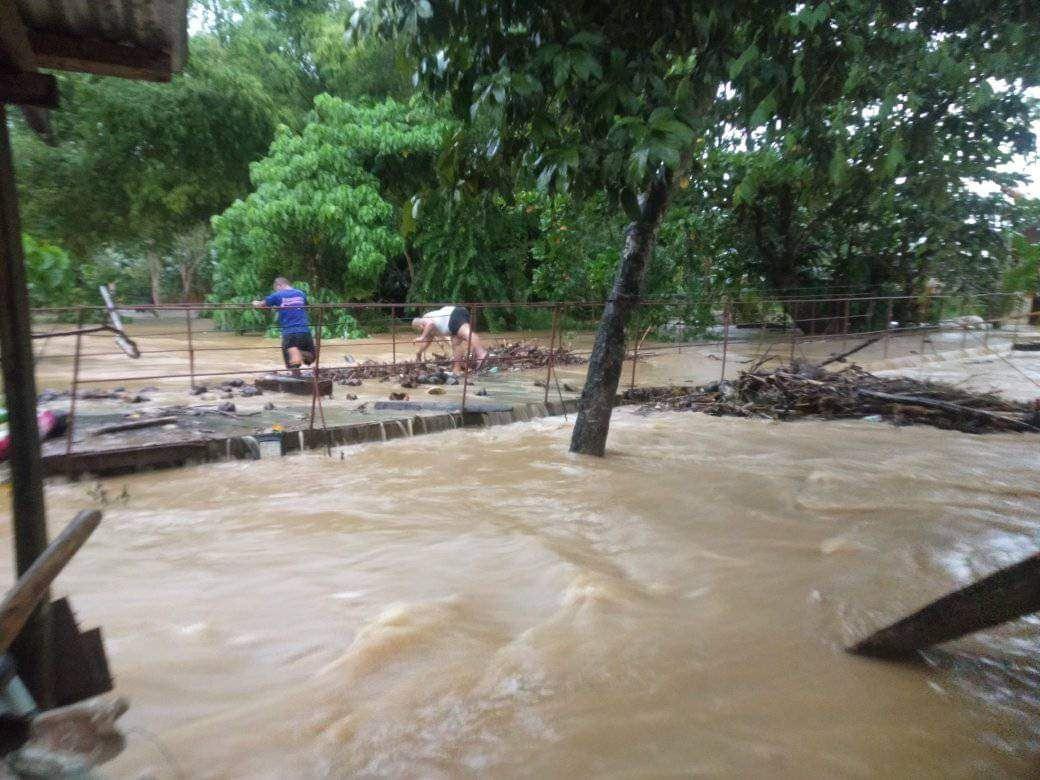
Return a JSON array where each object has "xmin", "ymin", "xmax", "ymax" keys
[{"xmin": 28, "ymin": 290, "xmax": 1040, "ymax": 455}]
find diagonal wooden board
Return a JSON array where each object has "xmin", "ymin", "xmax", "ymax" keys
[{"xmin": 849, "ymin": 552, "xmax": 1040, "ymax": 659}]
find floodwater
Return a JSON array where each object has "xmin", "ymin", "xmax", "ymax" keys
[{"xmin": 2, "ymin": 410, "xmax": 1039, "ymax": 777}]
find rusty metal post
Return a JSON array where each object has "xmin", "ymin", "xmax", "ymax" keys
[
  {"xmin": 545, "ymin": 305, "xmax": 560, "ymax": 405},
  {"xmin": 185, "ymin": 304, "xmax": 196, "ymax": 391},
  {"xmin": 65, "ymin": 307, "xmax": 85, "ymax": 456},
  {"xmin": 309, "ymin": 305, "xmax": 324, "ymax": 431},
  {"xmin": 883, "ymin": 299, "xmax": 893, "ymax": 359},
  {"xmin": 391, "ymin": 305, "xmax": 397, "ymax": 366},
  {"xmin": 461, "ymin": 305, "xmax": 477, "ymax": 413},
  {"xmin": 720, "ymin": 298, "xmax": 730, "ymax": 382}
]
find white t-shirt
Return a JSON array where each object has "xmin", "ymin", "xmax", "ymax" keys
[{"xmin": 422, "ymin": 306, "xmax": 456, "ymax": 336}]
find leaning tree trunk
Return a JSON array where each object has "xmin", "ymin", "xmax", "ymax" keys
[{"xmin": 570, "ymin": 176, "xmax": 672, "ymax": 457}]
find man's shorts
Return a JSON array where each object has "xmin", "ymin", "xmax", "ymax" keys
[
  {"xmin": 281, "ymin": 331, "xmax": 316, "ymax": 367},
  {"xmin": 448, "ymin": 306, "xmax": 471, "ymax": 336}
]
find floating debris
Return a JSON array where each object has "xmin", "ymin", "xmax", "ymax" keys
[{"xmin": 627, "ymin": 364, "xmax": 1039, "ymax": 435}]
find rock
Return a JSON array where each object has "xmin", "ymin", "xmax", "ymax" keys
[
  {"xmin": 227, "ymin": 378, "xmax": 245, "ymax": 387},
  {"xmin": 862, "ymin": 414, "xmax": 883, "ymax": 422},
  {"xmin": 427, "ymin": 387, "xmax": 446, "ymax": 395},
  {"xmin": 126, "ymin": 394, "xmax": 150, "ymax": 404},
  {"xmin": 240, "ymin": 386, "xmax": 262, "ymax": 397},
  {"xmin": 139, "ymin": 386, "xmax": 160, "ymax": 394},
  {"xmin": 401, "ymin": 377, "xmax": 417, "ymax": 389},
  {"xmin": 534, "ymin": 380, "xmax": 547, "ymax": 388},
  {"xmin": 389, "ymin": 392, "xmax": 409, "ymax": 401},
  {"xmin": 475, "ymin": 388, "xmax": 488, "ymax": 397},
  {"xmin": 221, "ymin": 392, "xmax": 234, "ymax": 399},
  {"xmin": 217, "ymin": 401, "xmax": 236, "ymax": 413},
  {"xmin": 446, "ymin": 375, "xmax": 459, "ymax": 386},
  {"xmin": 344, "ymin": 354, "xmax": 357, "ymax": 364},
  {"xmin": 263, "ymin": 402, "xmax": 275, "ymax": 411},
  {"xmin": 37, "ymin": 389, "xmax": 65, "ymax": 404},
  {"xmin": 345, "ymin": 377, "xmax": 362, "ymax": 387},
  {"xmin": 563, "ymin": 383, "xmax": 578, "ymax": 392},
  {"xmin": 189, "ymin": 385, "xmax": 207, "ymax": 396},
  {"xmin": 112, "ymin": 387, "xmax": 125, "ymax": 393},
  {"xmin": 344, "ymin": 393, "xmax": 358, "ymax": 401}
]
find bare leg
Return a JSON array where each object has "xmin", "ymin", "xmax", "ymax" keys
[
  {"xmin": 286, "ymin": 346, "xmax": 303, "ymax": 377},
  {"xmin": 454, "ymin": 323, "xmax": 487, "ymax": 369},
  {"xmin": 450, "ymin": 336, "xmax": 465, "ymax": 374}
]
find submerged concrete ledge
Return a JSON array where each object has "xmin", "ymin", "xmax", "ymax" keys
[{"xmin": 41, "ymin": 397, "xmax": 596, "ymax": 480}]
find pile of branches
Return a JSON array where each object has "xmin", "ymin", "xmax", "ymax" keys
[
  {"xmin": 625, "ymin": 363, "xmax": 1039, "ymax": 434},
  {"xmin": 322, "ymin": 341, "xmax": 585, "ymax": 386}
]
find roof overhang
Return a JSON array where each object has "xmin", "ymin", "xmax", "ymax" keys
[{"xmin": 0, "ymin": 0, "xmax": 189, "ymax": 138}]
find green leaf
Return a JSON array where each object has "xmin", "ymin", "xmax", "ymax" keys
[
  {"xmin": 750, "ymin": 90, "xmax": 777, "ymax": 127},
  {"xmin": 728, "ymin": 43, "xmax": 759, "ymax": 81}
]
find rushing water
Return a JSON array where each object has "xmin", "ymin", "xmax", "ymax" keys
[{"xmin": 2, "ymin": 410, "xmax": 1039, "ymax": 777}]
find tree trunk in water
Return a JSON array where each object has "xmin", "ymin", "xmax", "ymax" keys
[
  {"xmin": 570, "ymin": 177, "xmax": 671, "ymax": 456},
  {"xmin": 147, "ymin": 250, "xmax": 162, "ymax": 306}
]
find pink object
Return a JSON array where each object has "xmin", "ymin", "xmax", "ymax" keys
[{"xmin": 0, "ymin": 410, "xmax": 61, "ymax": 462}]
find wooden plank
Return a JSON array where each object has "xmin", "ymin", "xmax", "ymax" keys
[
  {"xmin": 0, "ymin": 71, "xmax": 58, "ymax": 108},
  {"xmin": 90, "ymin": 416, "xmax": 178, "ymax": 436},
  {"xmin": 0, "ymin": 103, "xmax": 53, "ymax": 706},
  {"xmin": 49, "ymin": 599, "xmax": 112, "ymax": 707},
  {"xmin": 27, "ymin": 31, "xmax": 172, "ymax": 82},
  {"xmin": 0, "ymin": 510, "xmax": 101, "ymax": 658},
  {"xmin": 849, "ymin": 552, "xmax": 1040, "ymax": 659},
  {"xmin": 42, "ymin": 441, "xmax": 209, "ymax": 477},
  {"xmin": 255, "ymin": 374, "xmax": 333, "ymax": 397}
]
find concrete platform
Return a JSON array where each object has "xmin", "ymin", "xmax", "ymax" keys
[{"xmin": 255, "ymin": 374, "xmax": 333, "ymax": 396}]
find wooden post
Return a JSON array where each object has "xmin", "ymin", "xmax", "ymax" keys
[
  {"xmin": 0, "ymin": 105, "xmax": 52, "ymax": 706},
  {"xmin": 65, "ymin": 308, "xmax": 84, "ymax": 455},
  {"xmin": 185, "ymin": 305, "xmax": 196, "ymax": 391},
  {"xmin": 883, "ymin": 299, "xmax": 893, "ymax": 359},
  {"xmin": 461, "ymin": 305, "xmax": 477, "ymax": 413},
  {"xmin": 720, "ymin": 298, "xmax": 730, "ymax": 382},
  {"xmin": 0, "ymin": 510, "xmax": 101, "ymax": 658},
  {"xmin": 545, "ymin": 305, "xmax": 560, "ymax": 405},
  {"xmin": 849, "ymin": 552, "xmax": 1040, "ymax": 659},
  {"xmin": 629, "ymin": 321, "xmax": 639, "ymax": 392}
]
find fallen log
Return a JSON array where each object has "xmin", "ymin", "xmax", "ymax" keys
[
  {"xmin": 90, "ymin": 416, "xmax": 178, "ymax": 436},
  {"xmin": 0, "ymin": 510, "xmax": 102, "ymax": 656},
  {"xmin": 856, "ymin": 389, "xmax": 1036, "ymax": 432},
  {"xmin": 849, "ymin": 552, "xmax": 1040, "ymax": 659}
]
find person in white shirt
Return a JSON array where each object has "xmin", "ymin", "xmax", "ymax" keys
[{"xmin": 412, "ymin": 305, "xmax": 489, "ymax": 374}]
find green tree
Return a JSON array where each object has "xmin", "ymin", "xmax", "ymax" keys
[
  {"xmin": 211, "ymin": 95, "xmax": 452, "ymax": 323},
  {"xmin": 22, "ymin": 235, "xmax": 76, "ymax": 309}
]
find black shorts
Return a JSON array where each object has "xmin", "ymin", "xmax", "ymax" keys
[
  {"xmin": 448, "ymin": 307, "xmax": 470, "ymax": 336},
  {"xmin": 281, "ymin": 332, "xmax": 315, "ymax": 367}
]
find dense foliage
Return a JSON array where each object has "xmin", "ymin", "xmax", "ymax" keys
[{"xmin": 9, "ymin": 0, "xmax": 1039, "ymax": 339}]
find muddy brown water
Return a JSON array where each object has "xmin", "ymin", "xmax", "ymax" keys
[{"xmin": 1, "ymin": 409, "xmax": 1038, "ymax": 777}]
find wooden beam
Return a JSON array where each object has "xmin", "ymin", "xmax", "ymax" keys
[
  {"xmin": 27, "ymin": 30, "xmax": 172, "ymax": 82},
  {"xmin": 849, "ymin": 552, "xmax": 1040, "ymax": 659},
  {"xmin": 0, "ymin": 510, "xmax": 101, "ymax": 657},
  {"xmin": 0, "ymin": 104, "xmax": 53, "ymax": 706},
  {"xmin": 0, "ymin": 71, "xmax": 57, "ymax": 108}
]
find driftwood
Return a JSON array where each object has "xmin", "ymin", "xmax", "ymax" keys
[
  {"xmin": 856, "ymin": 389, "xmax": 1037, "ymax": 432},
  {"xmin": 325, "ymin": 341, "xmax": 586, "ymax": 386},
  {"xmin": 628, "ymin": 365, "xmax": 1037, "ymax": 434},
  {"xmin": 90, "ymin": 416, "xmax": 178, "ymax": 436},
  {"xmin": 818, "ymin": 336, "xmax": 883, "ymax": 368},
  {"xmin": 0, "ymin": 510, "xmax": 101, "ymax": 656},
  {"xmin": 849, "ymin": 552, "xmax": 1040, "ymax": 659}
]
